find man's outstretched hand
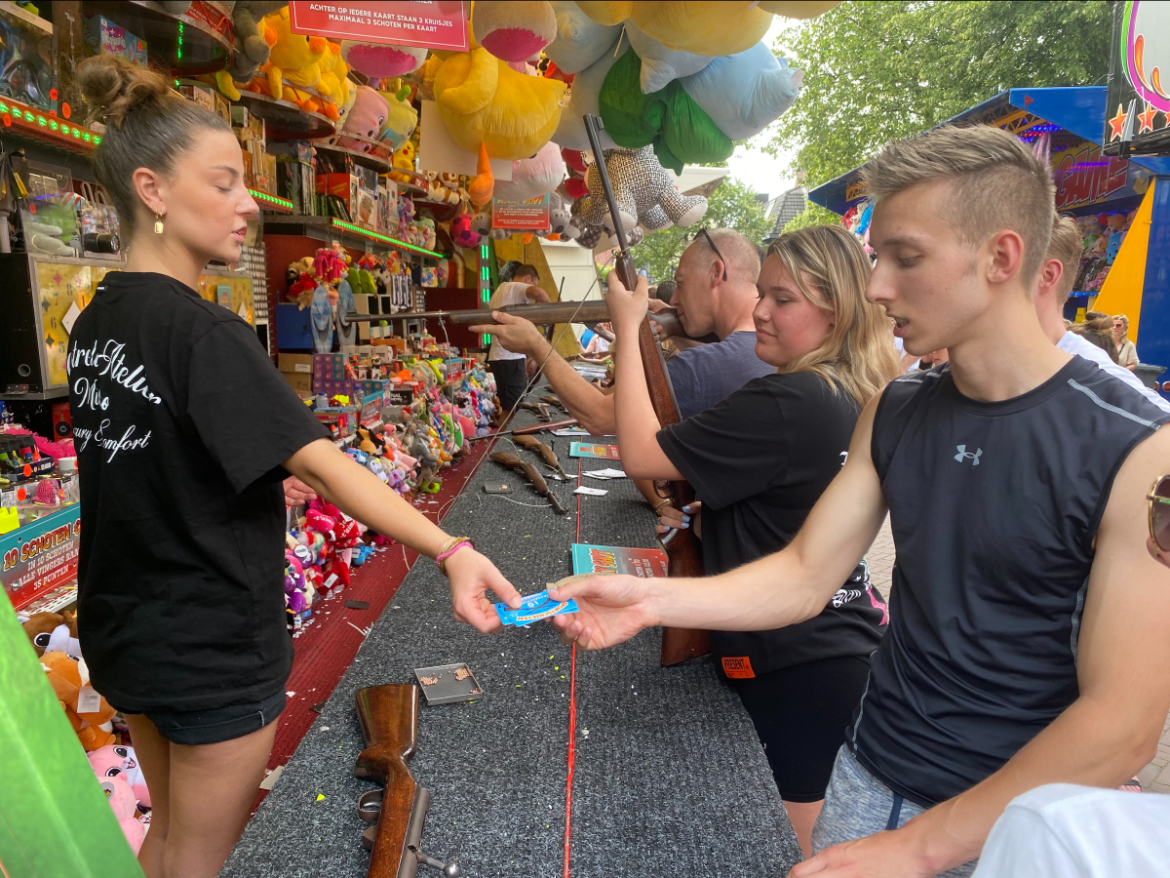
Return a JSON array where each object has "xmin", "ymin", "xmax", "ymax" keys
[
  {"xmin": 548, "ymin": 573, "xmax": 659, "ymax": 649},
  {"xmin": 469, "ymin": 312, "xmax": 546, "ymax": 358},
  {"xmin": 445, "ymin": 548, "xmax": 522, "ymax": 633}
]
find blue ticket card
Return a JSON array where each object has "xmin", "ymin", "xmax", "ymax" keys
[{"xmin": 494, "ymin": 590, "xmax": 580, "ymax": 627}]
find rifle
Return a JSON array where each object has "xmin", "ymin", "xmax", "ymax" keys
[
  {"xmin": 354, "ymin": 684, "xmax": 460, "ymax": 878},
  {"xmin": 513, "ymin": 434, "xmax": 568, "ymax": 480},
  {"xmin": 583, "ymin": 113, "xmax": 710, "ymax": 667},
  {"xmin": 464, "ymin": 416, "xmax": 580, "ymax": 442},
  {"xmin": 343, "ymin": 301, "xmax": 715, "ymax": 343},
  {"xmin": 490, "ymin": 451, "xmax": 568, "ymax": 514},
  {"xmin": 540, "ymin": 395, "xmax": 567, "ymax": 411},
  {"xmin": 518, "ymin": 401, "xmax": 553, "ymax": 422}
]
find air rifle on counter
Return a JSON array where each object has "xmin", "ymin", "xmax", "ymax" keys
[
  {"xmin": 518, "ymin": 401, "xmax": 553, "ymax": 422},
  {"xmin": 341, "ymin": 301, "xmax": 717, "ymax": 344},
  {"xmin": 583, "ymin": 112, "xmax": 710, "ymax": 667},
  {"xmin": 354, "ymin": 684, "xmax": 460, "ymax": 878},
  {"xmin": 514, "ymin": 434, "xmax": 568, "ymax": 480},
  {"xmin": 464, "ymin": 416, "xmax": 580, "ymax": 442},
  {"xmin": 490, "ymin": 451, "xmax": 568, "ymax": 514}
]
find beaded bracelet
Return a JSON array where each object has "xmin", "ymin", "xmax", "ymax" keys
[{"xmin": 436, "ymin": 535, "xmax": 474, "ymax": 576}]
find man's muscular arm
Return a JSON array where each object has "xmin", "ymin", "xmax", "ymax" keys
[{"xmin": 470, "ymin": 312, "xmax": 617, "ymax": 434}]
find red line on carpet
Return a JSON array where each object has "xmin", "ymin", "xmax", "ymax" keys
[{"xmin": 564, "ymin": 457, "xmax": 583, "ymax": 877}]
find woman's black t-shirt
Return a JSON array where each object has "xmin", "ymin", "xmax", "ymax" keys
[
  {"xmin": 657, "ymin": 371, "xmax": 887, "ymax": 678},
  {"xmin": 67, "ymin": 271, "xmax": 328, "ymax": 713}
]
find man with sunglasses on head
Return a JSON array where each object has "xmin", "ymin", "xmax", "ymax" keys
[
  {"xmin": 548, "ymin": 125, "xmax": 1170, "ymax": 877},
  {"xmin": 471, "ymin": 227, "xmax": 773, "ymax": 435}
]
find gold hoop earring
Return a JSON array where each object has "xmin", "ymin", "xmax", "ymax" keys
[{"xmin": 153, "ymin": 213, "xmax": 164, "ymax": 235}]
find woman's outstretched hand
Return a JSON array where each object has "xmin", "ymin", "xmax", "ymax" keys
[{"xmin": 444, "ymin": 548, "xmax": 522, "ymax": 633}]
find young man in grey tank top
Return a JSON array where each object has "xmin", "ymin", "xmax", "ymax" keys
[{"xmin": 547, "ymin": 125, "xmax": 1170, "ymax": 877}]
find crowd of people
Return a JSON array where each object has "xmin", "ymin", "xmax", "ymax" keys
[{"xmin": 68, "ymin": 53, "xmax": 1170, "ymax": 878}]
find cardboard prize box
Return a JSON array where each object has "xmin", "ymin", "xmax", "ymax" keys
[{"xmin": 278, "ymin": 352, "xmax": 313, "ymax": 394}]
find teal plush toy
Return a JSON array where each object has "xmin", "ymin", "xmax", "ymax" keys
[{"xmin": 679, "ymin": 42, "xmax": 803, "ymax": 141}]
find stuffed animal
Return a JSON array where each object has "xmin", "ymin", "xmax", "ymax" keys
[
  {"xmin": 22, "ymin": 609, "xmax": 80, "ymax": 658},
  {"xmin": 578, "ymin": 146, "xmax": 706, "ymax": 235},
  {"xmin": 472, "ymin": 0, "xmax": 557, "ymax": 63},
  {"xmin": 433, "ymin": 47, "xmax": 567, "ymax": 160},
  {"xmin": 41, "ymin": 651, "xmax": 117, "ymax": 751},
  {"xmin": 338, "ymin": 86, "xmax": 389, "ymax": 152},
  {"xmin": 380, "ymin": 86, "xmax": 420, "ymax": 151},
  {"xmin": 88, "ymin": 744, "xmax": 151, "ymax": 809},
  {"xmin": 599, "ymin": 49, "xmax": 733, "ymax": 172},
  {"xmin": 624, "ymin": 19, "xmax": 713, "ymax": 92},
  {"xmin": 215, "ymin": 1, "xmax": 282, "ymax": 99},
  {"xmin": 551, "ymin": 33, "xmax": 626, "ymax": 151},
  {"xmin": 98, "ymin": 775, "xmax": 145, "ymax": 854},
  {"xmin": 678, "ymin": 42, "xmax": 803, "ymax": 140},
  {"xmin": 389, "ymin": 141, "xmax": 417, "ymax": 183},
  {"xmin": 546, "ymin": 191, "xmax": 579, "ymax": 240},
  {"xmin": 426, "ymin": 172, "xmax": 462, "ymax": 205},
  {"xmin": 574, "ymin": 1, "xmax": 771, "ymax": 56},
  {"xmin": 341, "ymin": 40, "xmax": 428, "ymax": 78},
  {"xmin": 260, "ymin": 7, "xmax": 329, "ymax": 103},
  {"xmin": 493, "ymin": 140, "xmax": 567, "ymax": 201},
  {"xmin": 545, "ymin": 1, "xmax": 623, "ymax": 73},
  {"xmin": 450, "ymin": 212, "xmax": 482, "ymax": 248},
  {"xmin": 316, "ymin": 42, "xmax": 352, "ymax": 119}
]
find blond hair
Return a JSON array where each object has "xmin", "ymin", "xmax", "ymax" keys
[
  {"xmin": 767, "ymin": 225, "xmax": 902, "ymax": 408},
  {"xmin": 1047, "ymin": 216, "xmax": 1082, "ymax": 303},
  {"xmin": 861, "ymin": 124, "xmax": 1056, "ymax": 284}
]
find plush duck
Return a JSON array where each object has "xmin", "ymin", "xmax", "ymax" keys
[{"xmin": 433, "ymin": 46, "xmax": 567, "ymax": 161}]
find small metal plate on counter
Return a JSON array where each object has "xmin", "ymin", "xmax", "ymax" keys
[{"xmin": 413, "ymin": 662, "xmax": 484, "ymax": 705}]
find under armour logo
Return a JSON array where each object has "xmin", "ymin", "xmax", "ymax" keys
[{"xmin": 955, "ymin": 445, "xmax": 982, "ymax": 465}]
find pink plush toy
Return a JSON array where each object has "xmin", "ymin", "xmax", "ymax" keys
[
  {"xmin": 341, "ymin": 40, "xmax": 427, "ymax": 78},
  {"xmin": 450, "ymin": 212, "xmax": 481, "ymax": 248},
  {"xmin": 89, "ymin": 744, "xmax": 151, "ymax": 809},
  {"xmin": 493, "ymin": 141, "xmax": 566, "ymax": 202},
  {"xmin": 471, "ymin": 0, "xmax": 556, "ymax": 63},
  {"xmin": 99, "ymin": 775, "xmax": 145, "ymax": 854},
  {"xmin": 284, "ymin": 551, "xmax": 308, "ymax": 614},
  {"xmin": 305, "ymin": 509, "xmax": 337, "ymax": 537},
  {"xmin": 338, "ymin": 85, "xmax": 389, "ymax": 153}
]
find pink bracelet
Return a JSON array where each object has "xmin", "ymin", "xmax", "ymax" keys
[{"xmin": 435, "ymin": 539, "xmax": 473, "ymax": 574}]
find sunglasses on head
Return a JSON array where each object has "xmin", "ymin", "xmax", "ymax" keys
[
  {"xmin": 693, "ymin": 226, "xmax": 728, "ymax": 281},
  {"xmin": 1150, "ymin": 475, "xmax": 1170, "ymax": 553}
]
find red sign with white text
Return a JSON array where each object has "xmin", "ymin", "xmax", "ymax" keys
[{"xmin": 288, "ymin": 1, "xmax": 468, "ymax": 51}]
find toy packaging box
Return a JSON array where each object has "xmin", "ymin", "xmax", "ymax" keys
[{"xmin": 83, "ymin": 15, "xmax": 148, "ymax": 68}]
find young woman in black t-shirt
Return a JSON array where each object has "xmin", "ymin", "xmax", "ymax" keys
[
  {"xmin": 604, "ymin": 226, "xmax": 901, "ymax": 856},
  {"xmin": 68, "ymin": 57, "xmax": 521, "ymax": 878}
]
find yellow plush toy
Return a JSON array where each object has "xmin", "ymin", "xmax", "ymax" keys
[
  {"xmin": 389, "ymin": 141, "xmax": 417, "ymax": 183},
  {"xmin": 316, "ymin": 42, "xmax": 351, "ymax": 120},
  {"xmin": 575, "ymin": 0, "xmax": 838, "ymax": 56},
  {"xmin": 433, "ymin": 47, "xmax": 566, "ymax": 161},
  {"xmin": 261, "ymin": 6, "xmax": 329, "ymax": 102}
]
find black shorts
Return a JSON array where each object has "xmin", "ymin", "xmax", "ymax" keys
[
  {"xmin": 490, "ymin": 357, "xmax": 528, "ymax": 413},
  {"xmin": 727, "ymin": 655, "xmax": 872, "ymax": 803},
  {"xmin": 126, "ymin": 688, "xmax": 286, "ymax": 746}
]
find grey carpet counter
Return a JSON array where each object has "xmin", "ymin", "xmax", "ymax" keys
[{"xmin": 221, "ymin": 393, "xmax": 800, "ymax": 878}]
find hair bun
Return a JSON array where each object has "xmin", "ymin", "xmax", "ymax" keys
[{"xmin": 76, "ymin": 55, "xmax": 173, "ymax": 128}]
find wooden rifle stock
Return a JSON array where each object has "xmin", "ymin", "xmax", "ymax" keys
[
  {"xmin": 582, "ymin": 112, "xmax": 709, "ymax": 666},
  {"xmin": 513, "ymin": 435, "xmax": 567, "ymax": 479},
  {"xmin": 354, "ymin": 684, "xmax": 423, "ymax": 878},
  {"xmin": 465, "ymin": 416, "xmax": 579, "ymax": 442},
  {"xmin": 490, "ymin": 452, "xmax": 568, "ymax": 514}
]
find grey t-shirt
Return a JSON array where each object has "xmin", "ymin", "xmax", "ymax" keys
[{"xmin": 667, "ymin": 331, "xmax": 774, "ymax": 419}]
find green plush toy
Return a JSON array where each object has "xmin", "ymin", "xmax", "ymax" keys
[{"xmin": 598, "ymin": 50, "xmax": 732, "ymax": 173}]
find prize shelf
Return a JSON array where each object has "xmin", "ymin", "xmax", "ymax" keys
[
  {"xmin": 313, "ymin": 141, "xmax": 392, "ymax": 173},
  {"xmin": 263, "ymin": 216, "xmax": 449, "ymax": 259},
  {"xmin": 0, "ymin": 98, "xmax": 102, "ymax": 156},
  {"xmin": 82, "ymin": 1, "xmax": 233, "ymax": 76},
  {"xmin": 231, "ymin": 90, "xmax": 336, "ymax": 141}
]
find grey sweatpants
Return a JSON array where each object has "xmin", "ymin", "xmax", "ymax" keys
[{"xmin": 812, "ymin": 746, "xmax": 977, "ymax": 877}]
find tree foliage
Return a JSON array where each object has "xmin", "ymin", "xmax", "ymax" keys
[
  {"xmin": 633, "ymin": 176, "xmax": 774, "ymax": 282},
  {"xmin": 770, "ymin": 0, "xmax": 1111, "ymax": 231}
]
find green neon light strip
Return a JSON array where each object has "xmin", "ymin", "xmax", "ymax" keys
[
  {"xmin": 330, "ymin": 219, "xmax": 446, "ymax": 259},
  {"xmin": 248, "ymin": 189, "xmax": 294, "ymax": 211}
]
